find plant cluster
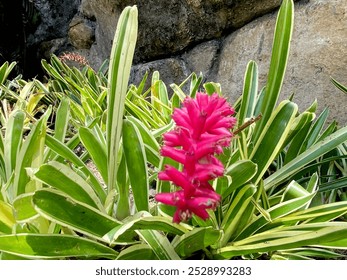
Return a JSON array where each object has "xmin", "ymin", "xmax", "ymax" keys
[{"xmin": 0, "ymin": 0, "xmax": 347, "ymax": 260}]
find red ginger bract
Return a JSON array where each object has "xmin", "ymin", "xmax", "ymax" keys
[{"xmin": 155, "ymin": 92, "xmax": 237, "ymax": 223}]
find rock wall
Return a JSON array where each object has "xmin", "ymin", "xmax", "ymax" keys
[{"xmin": 29, "ymin": 0, "xmax": 347, "ymax": 125}]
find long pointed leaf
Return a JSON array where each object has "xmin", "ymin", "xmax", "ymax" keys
[
  {"xmin": 264, "ymin": 125, "xmax": 347, "ymax": 190},
  {"xmin": 32, "ymin": 189, "xmax": 123, "ymax": 242},
  {"xmin": 172, "ymin": 227, "xmax": 222, "ymax": 257},
  {"xmin": 122, "ymin": 118, "xmax": 149, "ymax": 212},
  {"xmin": 253, "ymin": 0, "xmax": 294, "ymax": 140},
  {"xmin": 79, "ymin": 127, "xmax": 108, "ymax": 185},
  {"xmin": 0, "ymin": 234, "xmax": 117, "ymax": 259},
  {"xmin": 34, "ymin": 161, "xmax": 104, "ymax": 211},
  {"xmin": 107, "ymin": 6, "xmax": 138, "ymax": 197}
]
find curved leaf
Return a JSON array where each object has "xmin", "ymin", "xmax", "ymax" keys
[
  {"xmin": 103, "ymin": 211, "xmax": 189, "ymax": 246},
  {"xmin": 116, "ymin": 244, "xmax": 158, "ymax": 260},
  {"xmin": 223, "ymin": 160, "xmax": 257, "ymax": 198},
  {"xmin": 251, "ymin": 100, "xmax": 298, "ymax": 184},
  {"xmin": 122, "ymin": 118, "xmax": 149, "ymax": 212},
  {"xmin": 264, "ymin": 125, "xmax": 347, "ymax": 190},
  {"xmin": 34, "ymin": 161, "xmax": 104, "ymax": 211},
  {"xmin": 79, "ymin": 127, "xmax": 108, "ymax": 185},
  {"xmin": 0, "ymin": 234, "xmax": 117, "ymax": 259},
  {"xmin": 214, "ymin": 223, "xmax": 347, "ymax": 259},
  {"xmin": 172, "ymin": 227, "xmax": 222, "ymax": 258},
  {"xmin": 32, "ymin": 189, "xmax": 123, "ymax": 242},
  {"xmin": 136, "ymin": 229, "xmax": 180, "ymax": 260}
]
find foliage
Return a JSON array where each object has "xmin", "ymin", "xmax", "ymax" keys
[{"xmin": 0, "ymin": 0, "xmax": 347, "ymax": 260}]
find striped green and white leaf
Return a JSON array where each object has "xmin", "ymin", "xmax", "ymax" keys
[
  {"xmin": 253, "ymin": 0, "xmax": 294, "ymax": 140},
  {"xmin": 172, "ymin": 227, "xmax": 222, "ymax": 257},
  {"xmin": 222, "ymin": 160, "xmax": 258, "ymax": 198},
  {"xmin": 45, "ymin": 135, "xmax": 106, "ymax": 203},
  {"xmin": 32, "ymin": 189, "xmax": 124, "ymax": 242},
  {"xmin": 214, "ymin": 222, "xmax": 347, "ymax": 259},
  {"xmin": 122, "ymin": 118, "xmax": 149, "ymax": 212},
  {"xmin": 219, "ymin": 184, "xmax": 257, "ymax": 246},
  {"xmin": 250, "ymin": 100, "xmax": 298, "ymax": 184},
  {"xmin": 136, "ymin": 229, "xmax": 181, "ymax": 260},
  {"xmin": 0, "ymin": 233, "xmax": 117, "ymax": 259},
  {"xmin": 116, "ymin": 244, "xmax": 158, "ymax": 260},
  {"xmin": 107, "ymin": 5, "xmax": 138, "ymax": 199},
  {"xmin": 34, "ymin": 161, "xmax": 104, "ymax": 211},
  {"xmin": 264, "ymin": 125, "xmax": 347, "ymax": 191},
  {"xmin": 103, "ymin": 211, "xmax": 189, "ymax": 246}
]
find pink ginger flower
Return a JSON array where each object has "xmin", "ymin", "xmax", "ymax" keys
[{"xmin": 155, "ymin": 92, "xmax": 236, "ymax": 223}]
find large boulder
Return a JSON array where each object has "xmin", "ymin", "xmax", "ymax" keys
[
  {"xmin": 213, "ymin": 0, "xmax": 347, "ymax": 125},
  {"xmin": 77, "ymin": 0, "xmax": 297, "ymax": 67}
]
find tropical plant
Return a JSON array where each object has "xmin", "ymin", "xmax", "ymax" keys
[{"xmin": 0, "ymin": 0, "xmax": 347, "ymax": 261}]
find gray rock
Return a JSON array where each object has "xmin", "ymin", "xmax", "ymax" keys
[
  {"xmin": 78, "ymin": 0, "xmax": 298, "ymax": 66},
  {"xmin": 182, "ymin": 40, "xmax": 220, "ymax": 78},
  {"xmin": 28, "ymin": 0, "xmax": 80, "ymax": 46},
  {"xmin": 130, "ymin": 58, "xmax": 190, "ymax": 92},
  {"xmin": 68, "ymin": 16, "xmax": 95, "ymax": 49},
  {"xmin": 213, "ymin": 0, "xmax": 347, "ymax": 125}
]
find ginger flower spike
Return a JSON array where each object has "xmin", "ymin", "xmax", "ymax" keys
[{"xmin": 155, "ymin": 92, "xmax": 236, "ymax": 223}]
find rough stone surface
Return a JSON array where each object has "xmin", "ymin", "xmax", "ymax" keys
[
  {"xmin": 29, "ymin": 0, "xmax": 80, "ymax": 45},
  {"xmin": 76, "ymin": 0, "xmax": 299, "ymax": 68},
  {"xmin": 68, "ymin": 16, "xmax": 95, "ymax": 49},
  {"xmin": 213, "ymin": 0, "xmax": 347, "ymax": 125},
  {"xmin": 130, "ymin": 58, "xmax": 190, "ymax": 91}
]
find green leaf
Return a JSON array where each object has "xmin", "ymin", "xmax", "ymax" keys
[
  {"xmin": 13, "ymin": 193, "xmax": 38, "ymax": 222},
  {"xmin": 136, "ymin": 229, "xmax": 181, "ymax": 260},
  {"xmin": 223, "ymin": 160, "xmax": 257, "ymax": 198},
  {"xmin": 250, "ymin": 100, "xmax": 298, "ymax": 184},
  {"xmin": 34, "ymin": 161, "xmax": 104, "ymax": 211},
  {"xmin": 189, "ymin": 72, "xmax": 203, "ymax": 98},
  {"xmin": 54, "ymin": 97, "xmax": 70, "ymax": 142},
  {"xmin": 107, "ymin": 6, "xmax": 138, "ymax": 197},
  {"xmin": 44, "ymin": 98, "xmax": 70, "ymax": 162},
  {"xmin": 253, "ymin": 0, "xmax": 294, "ymax": 139},
  {"xmin": 11, "ymin": 107, "xmax": 51, "ymax": 199},
  {"xmin": 79, "ymin": 127, "xmax": 108, "ymax": 185},
  {"xmin": 32, "ymin": 189, "xmax": 123, "ymax": 242},
  {"xmin": 284, "ymin": 120, "xmax": 312, "ymax": 164},
  {"xmin": 126, "ymin": 116, "xmax": 160, "ymax": 151},
  {"xmin": 0, "ymin": 234, "xmax": 117, "ymax": 259},
  {"xmin": 276, "ymin": 200, "xmax": 347, "ymax": 224},
  {"xmin": 0, "ymin": 61, "xmax": 16, "ymax": 84},
  {"xmin": 305, "ymin": 108, "xmax": 329, "ymax": 147},
  {"xmin": 220, "ymin": 184, "xmax": 257, "ymax": 246},
  {"xmin": 214, "ymin": 223, "xmax": 347, "ymax": 259},
  {"xmin": 103, "ymin": 211, "xmax": 189, "ymax": 245},
  {"xmin": 116, "ymin": 244, "xmax": 158, "ymax": 260},
  {"xmin": 114, "ymin": 150, "xmax": 130, "ymax": 219},
  {"xmin": 238, "ymin": 60, "xmax": 258, "ymax": 126},
  {"xmin": 45, "ymin": 135, "xmax": 106, "ymax": 203},
  {"xmin": 172, "ymin": 227, "xmax": 222, "ymax": 257},
  {"xmin": 4, "ymin": 110, "xmax": 25, "ymax": 182},
  {"xmin": 235, "ymin": 191, "xmax": 316, "ymax": 241},
  {"xmin": 0, "ymin": 200, "xmax": 15, "ymax": 234},
  {"xmin": 319, "ymin": 176, "xmax": 347, "ymax": 193},
  {"xmin": 151, "ymin": 79, "xmax": 170, "ymax": 119},
  {"xmin": 203, "ymin": 82, "xmax": 221, "ymax": 95},
  {"xmin": 264, "ymin": 125, "xmax": 347, "ymax": 190},
  {"xmin": 331, "ymin": 77, "xmax": 347, "ymax": 95},
  {"xmin": 122, "ymin": 119, "xmax": 149, "ymax": 212}
]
